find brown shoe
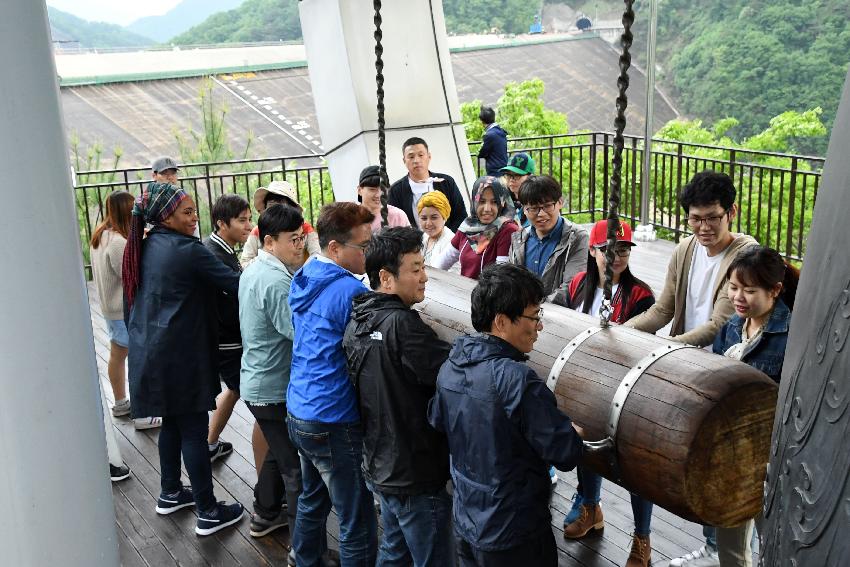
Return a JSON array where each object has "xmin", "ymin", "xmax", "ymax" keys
[
  {"xmin": 625, "ymin": 533, "xmax": 651, "ymax": 567},
  {"xmin": 563, "ymin": 503, "xmax": 604, "ymax": 539}
]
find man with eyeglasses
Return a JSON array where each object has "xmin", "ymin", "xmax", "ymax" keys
[
  {"xmin": 624, "ymin": 170, "xmax": 757, "ymax": 567},
  {"xmin": 508, "ymin": 175, "xmax": 589, "ymax": 298},
  {"xmin": 287, "ymin": 202, "xmax": 377, "ymax": 566},
  {"xmin": 428, "ymin": 263, "xmax": 584, "ymax": 566},
  {"xmin": 237, "ymin": 204, "xmax": 307, "ymax": 562}
]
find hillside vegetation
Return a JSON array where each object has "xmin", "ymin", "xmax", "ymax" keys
[
  {"xmin": 48, "ymin": 7, "xmax": 154, "ymax": 49},
  {"xmin": 634, "ymin": 0, "xmax": 849, "ymax": 155},
  {"xmin": 172, "ymin": 0, "xmax": 539, "ymax": 44}
]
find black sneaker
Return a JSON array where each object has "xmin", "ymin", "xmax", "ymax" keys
[
  {"xmin": 155, "ymin": 486, "xmax": 195, "ymax": 515},
  {"xmin": 209, "ymin": 441, "xmax": 233, "ymax": 463},
  {"xmin": 196, "ymin": 501, "xmax": 245, "ymax": 536},
  {"xmin": 109, "ymin": 463, "xmax": 131, "ymax": 482},
  {"xmin": 249, "ymin": 509, "xmax": 288, "ymax": 537}
]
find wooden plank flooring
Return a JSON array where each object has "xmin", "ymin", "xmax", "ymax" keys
[{"xmin": 88, "ymin": 236, "xmax": 718, "ymax": 566}]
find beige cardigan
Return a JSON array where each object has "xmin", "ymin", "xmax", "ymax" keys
[
  {"xmin": 624, "ymin": 233, "xmax": 758, "ymax": 347},
  {"xmin": 90, "ymin": 230, "xmax": 127, "ymax": 320}
]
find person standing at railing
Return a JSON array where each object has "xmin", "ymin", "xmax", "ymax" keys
[
  {"xmin": 89, "ymin": 190, "xmax": 163, "ymax": 430},
  {"xmin": 500, "ymin": 152, "xmax": 536, "ymax": 226},
  {"xmin": 388, "ymin": 136, "xmax": 469, "ymax": 232},
  {"xmin": 150, "ymin": 156, "xmax": 201, "ymax": 240},
  {"xmin": 623, "ymin": 170, "xmax": 758, "ymax": 567},
  {"xmin": 477, "ymin": 106, "xmax": 508, "ymax": 177},
  {"xmin": 240, "ymin": 180, "xmax": 321, "ymax": 268},
  {"xmin": 203, "ymin": 194, "xmax": 253, "ymax": 464},
  {"xmin": 433, "ymin": 176, "xmax": 519, "ymax": 279},
  {"xmin": 123, "ymin": 182, "xmax": 245, "ymax": 536}
]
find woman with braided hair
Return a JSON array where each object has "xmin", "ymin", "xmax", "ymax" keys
[{"xmin": 123, "ymin": 182, "xmax": 245, "ymax": 536}]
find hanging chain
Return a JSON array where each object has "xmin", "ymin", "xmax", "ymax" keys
[
  {"xmin": 600, "ymin": 0, "xmax": 635, "ymax": 327},
  {"xmin": 373, "ymin": 0, "xmax": 389, "ymax": 228}
]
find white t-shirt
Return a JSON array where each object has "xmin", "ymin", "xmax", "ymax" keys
[
  {"xmin": 576, "ymin": 284, "xmax": 619, "ymax": 318},
  {"xmin": 684, "ymin": 243, "xmax": 727, "ymax": 334},
  {"xmin": 409, "ymin": 177, "xmax": 433, "ymax": 227}
]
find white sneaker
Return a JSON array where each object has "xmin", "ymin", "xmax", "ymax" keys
[
  {"xmin": 134, "ymin": 416, "xmax": 163, "ymax": 430},
  {"xmin": 668, "ymin": 546, "xmax": 720, "ymax": 567}
]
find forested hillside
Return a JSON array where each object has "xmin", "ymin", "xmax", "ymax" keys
[
  {"xmin": 171, "ymin": 0, "xmax": 539, "ymax": 44},
  {"xmin": 635, "ymin": 0, "xmax": 849, "ymax": 155},
  {"xmin": 48, "ymin": 7, "xmax": 154, "ymax": 49}
]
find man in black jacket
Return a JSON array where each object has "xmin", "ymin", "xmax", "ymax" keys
[
  {"xmin": 388, "ymin": 136, "xmax": 468, "ymax": 231},
  {"xmin": 477, "ymin": 106, "xmax": 507, "ymax": 176},
  {"xmin": 343, "ymin": 226, "xmax": 454, "ymax": 567},
  {"xmin": 203, "ymin": 194, "xmax": 252, "ymax": 462}
]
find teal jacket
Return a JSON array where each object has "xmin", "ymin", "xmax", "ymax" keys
[{"xmin": 238, "ymin": 250, "xmax": 296, "ymax": 404}]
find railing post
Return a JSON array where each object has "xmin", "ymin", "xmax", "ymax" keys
[
  {"xmin": 589, "ymin": 133, "xmax": 597, "ymax": 219},
  {"xmin": 675, "ymin": 142, "xmax": 684, "ymax": 241},
  {"xmin": 786, "ymin": 157, "xmax": 798, "ymax": 259},
  {"xmin": 635, "ymin": 0, "xmax": 658, "ymax": 242}
]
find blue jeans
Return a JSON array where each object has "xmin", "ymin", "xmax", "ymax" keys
[
  {"xmin": 158, "ymin": 412, "xmax": 216, "ymax": 512},
  {"xmin": 375, "ymin": 488, "xmax": 454, "ymax": 567},
  {"xmin": 287, "ymin": 415, "xmax": 377, "ymax": 567},
  {"xmin": 704, "ymin": 525, "xmax": 717, "ymax": 551},
  {"xmin": 565, "ymin": 466, "xmax": 654, "ymax": 536}
]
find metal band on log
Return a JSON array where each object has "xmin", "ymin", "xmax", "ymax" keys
[{"xmin": 416, "ymin": 268, "xmax": 778, "ymax": 527}]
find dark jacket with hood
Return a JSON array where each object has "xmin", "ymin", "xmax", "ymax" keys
[
  {"xmin": 343, "ymin": 292, "xmax": 451, "ymax": 495},
  {"xmin": 287, "ymin": 256, "xmax": 369, "ymax": 423},
  {"xmin": 128, "ymin": 227, "xmax": 239, "ymax": 417},
  {"xmin": 427, "ymin": 333, "xmax": 584, "ymax": 551},
  {"xmin": 203, "ymin": 233, "xmax": 242, "ymax": 351},
  {"xmin": 479, "ymin": 124, "xmax": 508, "ymax": 176},
  {"xmin": 388, "ymin": 171, "xmax": 469, "ymax": 232}
]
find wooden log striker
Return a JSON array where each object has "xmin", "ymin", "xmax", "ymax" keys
[{"xmin": 416, "ymin": 268, "xmax": 778, "ymax": 528}]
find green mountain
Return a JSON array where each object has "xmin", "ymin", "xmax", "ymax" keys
[
  {"xmin": 633, "ymin": 0, "xmax": 849, "ymax": 155},
  {"xmin": 48, "ymin": 7, "xmax": 154, "ymax": 49},
  {"xmin": 127, "ymin": 0, "xmax": 246, "ymax": 43},
  {"xmin": 171, "ymin": 0, "xmax": 539, "ymax": 45}
]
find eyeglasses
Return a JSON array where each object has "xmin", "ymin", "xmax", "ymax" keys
[
  {"xmin": 686, "ymin": 210, "xmax": 729, "ymax": 227},
  {"xmin": 524, "ymin": 202, "xmax": 558, "ymax": 216},
  {"xmin": 289, "ymin": 234, "xmax": 307, "ymax": 246},
  {"xmin": 519, "ymin": 308, "xmax": 544, "ymax": 323},
  {"xmin": 341, "ymin": 241, "xmax": 370, "ymax": 252},
  {"xmin": 595, "ymin": 244, "xmax": 632, "ymax": 258}
]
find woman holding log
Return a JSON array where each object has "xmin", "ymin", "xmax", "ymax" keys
[
  {"xmin": 434, "ymin": 176, "xmax": 519, "ymax": 279},
  {"xmin": 712, "ymin": 246, "xmax": 798, "ymax": 567},
  {"xmin": 557, "ymin": 219, "xmax": 657, "ymax": 567}
]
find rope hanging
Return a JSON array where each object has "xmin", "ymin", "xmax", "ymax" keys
[
  {"xmin": 373, "ymin": 0, "xmax": 390, "ymax": 228},
  {"xmin": 599, "ymin": 0, "xmax": 635, "ymax": 328}
]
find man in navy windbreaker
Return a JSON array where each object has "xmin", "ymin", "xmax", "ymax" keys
[
  {"xmin": 287, "ymin": 202, "xmax": 377, "ymax": 567},
  {"xmin": 428, "ymin": 263, "xmax": 584, "ymax": 566}
]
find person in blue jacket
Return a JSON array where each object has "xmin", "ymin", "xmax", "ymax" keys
[
  {"xmin": 286, "ymin": 201, "xmax": 378, "ymax": 567},
  {"xmin": 428, "ymin": 262, "xmax": 585, "ymax": 566}
]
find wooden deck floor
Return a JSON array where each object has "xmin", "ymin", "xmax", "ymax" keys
[{"xmin": 89, "ymin": 236, "xmax": 714, "ymax": 567}]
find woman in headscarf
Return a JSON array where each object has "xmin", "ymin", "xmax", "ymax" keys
[
  {"xmin": 416, "ymin": 190, "xmax": 455, "ymax": 267},
  {"xmin": 434, "ymin": 176, "xmax": 519, "ymax": 279},
  {"xmin": 123, "ymin": 182, "xmax": 245, "ymax": 536}
]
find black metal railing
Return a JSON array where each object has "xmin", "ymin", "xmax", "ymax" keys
[
  {"xmin": 75, "ymin": 133, "xmax": 822, "ymax": 275},
  {"xmin": 469, "ymin": 132, "xmax": 823, "ymax": 261}
]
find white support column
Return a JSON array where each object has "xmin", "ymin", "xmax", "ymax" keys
[
  {"xmin": 299, "ymin": 0, "xmax": 475, "ymax": 204},
  {"xmin": 0, "ymin": 1, "xmax": 120, "ymax": 565}
]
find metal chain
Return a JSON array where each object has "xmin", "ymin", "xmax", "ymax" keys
[
  {"xmin": 373, "ymin": 0, "xmax": 389, "ymax": 228},
  {"xmin": 600, "ymin": 0, "xmax": 635, "ymax": 328}
]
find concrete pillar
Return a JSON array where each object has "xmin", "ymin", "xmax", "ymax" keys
[
  {"xmin": 299, "ymin": 0, "xmax": 475, "ymax": 204},
  {"xmin": 0, "ymin": 1, "xmax": 120, "ymax": 565}
]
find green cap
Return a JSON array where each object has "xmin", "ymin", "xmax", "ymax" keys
[{"xmin": 500, "ymin": 152, "xmax": 535, "ymax": 175}]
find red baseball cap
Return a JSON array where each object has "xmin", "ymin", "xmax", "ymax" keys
[{"xmin": 589, "ymin": 219, "xmax": 635, "ymax": 248}]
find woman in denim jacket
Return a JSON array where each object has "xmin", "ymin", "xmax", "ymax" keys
[{"xmin": 712, "ymin": 245, "xmax": 800, "ymax": 566}]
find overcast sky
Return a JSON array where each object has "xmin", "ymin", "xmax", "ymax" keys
[{"xmin": 47, "ymin": 0, "xmax": 181, "ymax": 26}]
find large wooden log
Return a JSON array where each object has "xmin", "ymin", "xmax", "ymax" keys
[{"xmin": 416, "ymin": 268, "xmax": 778, "ymax": 527}]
